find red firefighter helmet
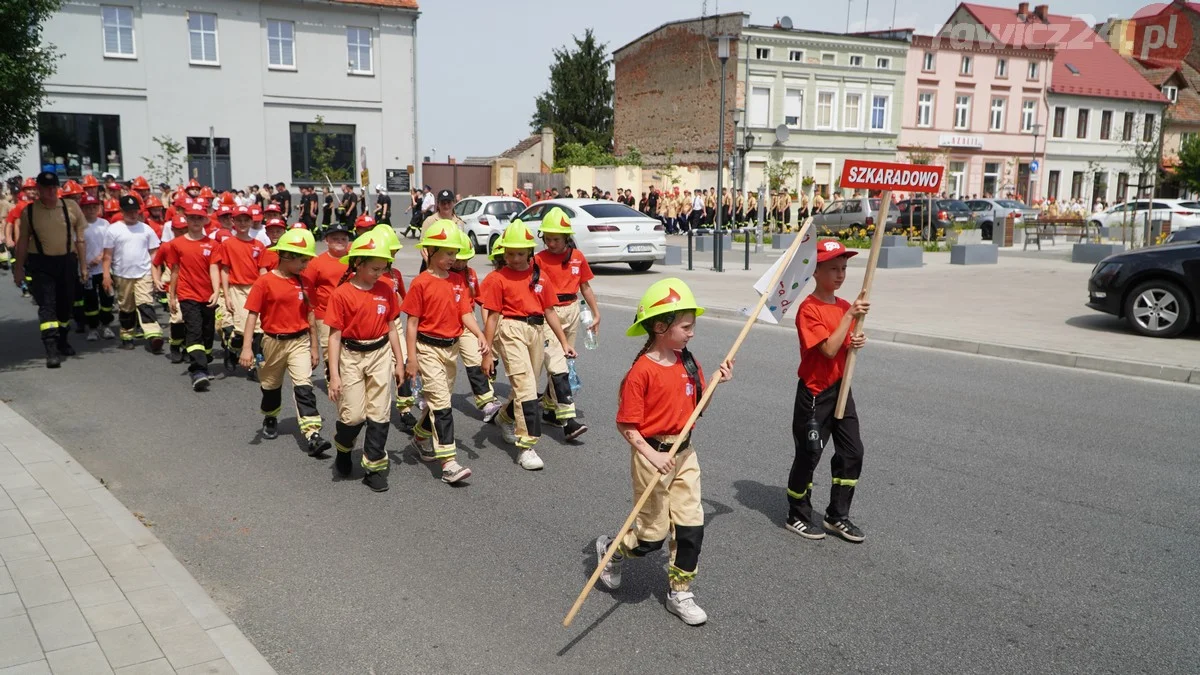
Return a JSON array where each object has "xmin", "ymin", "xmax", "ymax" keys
[
  {"xmin": 81, "ymin": 175, "xmax": 100, "ymax": 189},
  {"xmin": 60, "ymin": 180, "xmax": 83, "ymax": 197},
  {"xmin": 132, "ymin": 176, "xmax": 151, "ymax": 191}
]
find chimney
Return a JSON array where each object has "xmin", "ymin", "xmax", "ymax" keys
[
  {"xmin": 1017, "ymin": 2, "xmax": 1029, "ymax": 19},
  {"xmin": 1033, "ymin": 4, "xmax": 1048, "ymax": 21}
]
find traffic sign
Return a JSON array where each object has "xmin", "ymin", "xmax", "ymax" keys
[
  {"xmin": 840, "ymin": 159, "xmax": 944, "ymax": 194},
  {"xmin": 1030, "ymin": 159, "xmax": 1040, "ymax": 174}
]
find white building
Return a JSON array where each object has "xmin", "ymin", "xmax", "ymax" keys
[{"xmin": 18, "ymin": 0, "xmax": 419, "ymax": 192}]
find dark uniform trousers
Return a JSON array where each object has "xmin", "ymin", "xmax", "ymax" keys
[
  {"xmin": 180, "ymin": 300, "xmax": 216, "ymax": 373},
  {"xmin": 788, "ymin": 379, "xmax": 865, "ymax": 523},
  {"xmin": 28, "ymin": 253, "xmax": 77, "ymax": 345}
]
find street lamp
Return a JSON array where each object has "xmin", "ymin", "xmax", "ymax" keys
[
  {"xmin": 1028, "ymin": 122, "xmax": 1043, "ymax": 203},
  {"xmin": 714, "ymin": 34, "xmax": 731, "ymax": 272},
  {"xmin": 739, "ymin": 130, "xmax": 756, "ymax": 250}
]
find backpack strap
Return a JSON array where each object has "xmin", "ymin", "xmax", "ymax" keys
[{"xmin": 680, "ymin": 347, "xmax": 703, "ymax": 408}]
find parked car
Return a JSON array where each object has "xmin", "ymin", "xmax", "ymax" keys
[
  {"xmin": 512, "ymin": 199, "xmax": 666, "ymax": 271},
  {"xmin": 1166, "ymin": 226, "xmax": 1200, "ymax": 244},
  {"xmin": 453, "ymin": 196, "xmax": 526, "ymax": 252},
  {"xmin": 965, "ymin": 198, "xmax": 1040, "ymax": 240},
  {"xmin": 810, "ymin": 197, "xmax": 886, "ymax": 233},
  {"xmin": 890, "ymin": 198, "xmax": 972, "ymax": 238},
  {"xmin": 1086, "ymin": 240, "xmax": 1200, "ymax": 338},
  {"xmin": 1088, "ymin": 199, "xmax": 1200, "ymax": 232}
]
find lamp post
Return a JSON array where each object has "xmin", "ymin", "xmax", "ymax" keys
[
  {"xmin": 714, "ymin": 34, "xmax": 730, "ymax": 272},
  {"xmin": 740, "ymin": 130, "xmax": 756, "ymax": 250},
  {"xmin": 1027, "ymin": 122, "xmax": 1042, "ymax": 203}
]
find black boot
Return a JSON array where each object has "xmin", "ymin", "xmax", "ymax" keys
[
  {"xmin": 44, "ymin": 342, "xmax": 61, "ymax": 369},
  {"xmin": 306, "ymin": 432, "xmax": 331, "ymax": 457},
  {"xmin": 335, "ymin": 450, "xmax": 352, "ymax": 477},
  {"xmin": 362, "ymin": 471, "xmax": 388, "ymax": 492},
  {"xmin": 56, "ymin": 338, "xmax": 76, "ymax": 357}
]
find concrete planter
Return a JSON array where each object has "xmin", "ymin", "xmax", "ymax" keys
[
  {"xmin": 694, "ymin": 235, "xmax": 732, "ymax": 252},
  {"xmin": 950, "ymin": 244, "xmax": 998, "ymax": 265},
  {"xmin": 948, "ymin": 229, "xmax": 983, "ymax": 246},
  {"xmin": 882, "ymin": 235, "xmax": 909, "ymax": 247},
  {"xmin": 772, "ymin": 233, "xmax": 797, "ymax": 250},
  {"xmin": 661, "ymin": 245, "xmax": 683, "ymax": 266},
  {"xmin": 1071, "ymin": 243, "xmax": 1125, "ymax": 264},
  {"xmin": 877, "ymin": 245, "xmax": 922, "ymax": 268}
]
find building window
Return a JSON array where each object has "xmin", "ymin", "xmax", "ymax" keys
[
  {"xmin": 849, "ymin": 55, "xmax": 864, "ymax": 67},
  {"xmin": 1116, "ymin": 172, "xmax": 1130, "ymax": 201},
  {"xmin": 1144, "ymin": 113, "xmax": 1156, "ymax": 142},
  {"xmin": 755, "ymin": 47, "xmax": 771, "ymax": 60},
  {"xmin": 1099, "ymin": 110, "xmax": 1113, "ymax": 140},
  {"xmin": 1027, "ymin": 61, "xmax": 1039, "ymax": 80},
  {"xmin": 1047, "ymin": 170, "xmax": 1060, "ymax": 200},
  {"xmin": 870, "ymin": 95, "xmax": 888, "ymax": 131},
  {"xmin": 1182, "ymin": 131, "xmax": 1198, "ymax": 145},
  {"xmin": 1122, "ymin": 112, "xmax": 1134, "ymax": 141},
  {"xmin": 1163, "ymin": 85, "xmax": 1178, "ymax": 103},
  {"xmin": 1076, "ymin": 109, "xmax": 1089, "ymax": 139},
  {"xmin": 1021, "ymin": 100, "xmax": 1036, "ymax": 132},
  {"xmin": 960, "ymin": 55, "xmax": 973, "ymax": 75},
  {"xmin": 983, "ymin": 162, "xmax": 1001, "ymax": 196},
  {"xmin": 954, "ymin": 95, "xmax": 971, "ymax": 129},
  {"xmin": 788, "ymin": 49, "xmax": 804, "ymax": 62},
  {"xmin": 101, "ymin": 5, "xmax": 135, "ymax": 58},
  {"xmin": 923, "ymin": 51, "xmax": 935, "ymax": 71},
  {"xmin": 290, "ymin": 121, "xmax": 355, "ymax": 181},
  {"xmin": 877, "ymin": 57, "xmax": 890, "ymax": 69},
  {"xmin": 843, "ymin": 93, "xmax": 862, "ymax": 130},
  {"xmin": 784, "ymin": 89, "xmax": 803, "ymax": 128},
  {"xmin": 346, "ymin": 27, "xmax": 372, "ymax": 74},
  {"xmin": 187, "ymin": 12, "xmax": 218, "ymax": 65},
  {"xmin": 990, "ymin": 98, "xmax": 1006, "ymax": 131},
  {"xmin": 821, "ymin": 52, "xmax": 836, "ymax": 65},
  {"xmin": 816, "ymin": 91, "xmax": 835, "ymax": 129},
  {"xmin": 749, "ymin": 86, "xmax": 771, "ymax": 127},
  {"xmin": 37, "ymin": 112, "xmax": 124, "ymax": 180},
  {"xmin": 1052, "ymin": 106, "xmax": 1065, "ymax": 137},
  {"xmin": 917, "ymin": 92, "xmax": 934, "ymax": 127},
  {"xmin": 267, "ymin": 19, "xmax": 295, "ymax": 69},
  {"xmin": 948, "ymin": 161, "xmax": 966, "ymax": 197},
  {"xmin": 186, "ymin": 137, "xmax": 231, "ymax": 188},
  {"xmin": 1071, "ymin": 171, "xmax": 1084, "ymax": 199},
  {"xmin": 996, "ymin": 58, "xmax": 1008, "ymax": 77}
]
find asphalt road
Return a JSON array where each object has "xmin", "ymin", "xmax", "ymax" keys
[{"xmin": 1, "ymin": 276, "xmax": 1197, "ymax": 674}]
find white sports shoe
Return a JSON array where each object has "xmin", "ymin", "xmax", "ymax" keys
[
  {"xmin": 85, "ymin": 330, "xmax": 99, "ymax": 342},
  {"xmin": 666, "ymin": 591, "xmax": 708, "ymax": 626},
  {"xmin": 100, "ymin": 326, "xmax": 116, "ymax": 340},
  {"xmin": 497, "ymin": 417, "xmax": 517, "ymax": 445},
  {"xmin": 595, "ymin": 535, "xmax": 622, "ymax": 590},
  {"xmin": 517, "ymin": 448, "xmax": 544, "ymax": 471}
]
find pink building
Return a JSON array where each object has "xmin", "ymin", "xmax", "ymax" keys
[{"xmin": 898, "ymin": 34, "xmax": 1055, "ymax": 200}]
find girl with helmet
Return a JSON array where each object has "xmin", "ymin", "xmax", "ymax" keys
[
  {"xmin": 239, "ymin": 228, "xmax": 331, "ymax": 458},
  {"xmin": 325, "ymin": 231, "xmax": 407, "ymax": 492},
  {"xmin": 402, "ymin": 220, "xmax": 488, "ymax": 485},
  {"xmin": 479, "ymin": 220, "xmax": 574, "ymax": 471},
  {"xmin": 448, "ymin": 229, "xmax": 501, "ymax": 421},
  {"xmin": 533, "ymin": 207, "xmax": 597, "ymax": 441},
  {"xmin": 368, "ymin": 224, "xmax": 419, "ymax": 431},
  {"xmin": 593, "ymin": 278, "xmax": 733, "ymax": 626}
]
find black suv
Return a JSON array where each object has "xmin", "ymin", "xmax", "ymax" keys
[{"xmin": 1087, "ymin": 241, "xmax": 1200, "ymax": 338}]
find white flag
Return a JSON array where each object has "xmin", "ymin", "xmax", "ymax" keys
[{"xmin": 750, "ymin": 226, "xmax": 818, "ymax": 324}]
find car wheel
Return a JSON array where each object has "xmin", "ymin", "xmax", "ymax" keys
[
  {"xmin": 1124, "ymin": 280, "xmax": 1193, "ymax": 338},
  {"xmin": 628, "ymin": 261, "xmax": 654, "ymax": 272},
  {"xmin": 468, "ymin": 231, "xmax": 480, "ymax": 252},
  {"xmin": 488, "ymin": 234, "xmax": 499, "ymax": 253},
  {"xmin": 981, "ymin": 221, "xmax": 993, "ymax": 240}
]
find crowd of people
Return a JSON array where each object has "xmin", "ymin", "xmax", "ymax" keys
[{"xmin": 2, "ymin": 172, "xmax": 878, "ymax": 627}]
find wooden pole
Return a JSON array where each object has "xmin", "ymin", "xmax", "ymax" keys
[
  {"xmin": 563, "ymin": 217, "xmax": 816, "ymax": 629},
  {"xmin": 834, "ymin": 191, "xmax": 891, "ymax": 420}
]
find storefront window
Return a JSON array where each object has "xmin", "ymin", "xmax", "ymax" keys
[
  {"xmin": 289, "ymin": 122, "xmax": 355, "ymax": 182},
  {"xmin": 37, "ymin": 112, "xmax": 123, "ymax": 179}
]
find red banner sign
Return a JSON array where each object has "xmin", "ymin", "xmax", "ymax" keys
[{"xmin": 840, "ymin": 159, "xmax": 944, "ymax": 194}]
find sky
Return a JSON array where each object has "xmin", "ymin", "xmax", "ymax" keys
[{"xmin": 416, "ymin": 0, "xmax": 1141, "ymax": 161}]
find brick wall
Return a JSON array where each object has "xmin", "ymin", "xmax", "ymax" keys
[{"xmin": 614, "ymin": 15, "xmax": 742, "ymax": 169}]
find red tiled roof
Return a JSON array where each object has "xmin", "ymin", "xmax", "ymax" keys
[
  {"xmin": 1124, "ymin": 56, "xmax": 1175, "ymax": 86},
  {"xmin": 332, "ymin": 0, "xmax": 418, "ymax": 9},
  {"xmin": 501, "ymin": 134, "xmax": 543, "ymax": 159},
  {"xmin": 958, "ymin": 3, "xmax": 1168, "ymax": 102}
]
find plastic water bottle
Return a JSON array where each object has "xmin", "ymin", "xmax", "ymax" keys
[
  {"xmin": 579, "ymin": 304, "xmax": 598, "ymax": 350},
  {"xmin": 413, "ymin": 374, "xmax": 426, "ymax": 410},
  {"xmin": 567, "ymin": 358, "xmax": 582, "ymax": 394}
]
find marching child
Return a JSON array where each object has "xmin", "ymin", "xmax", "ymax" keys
[
  {"xmin": 402, "ymin": 220, "xmax": 488, "ymax": 484},
  {"xmin": 594, "ymin": 278, "xmax": 733, "ymax": 626},
  {"xmin": 79, "ymin": 195, "xmax": 116, "ymax": 341},
  {"xmin": 449, "ymin": 228, "xmax": 502, "ymax": 421},
  {"xmin": 219, "ymin": 205, "xmax": 267, "ymax": 373},
  {"xmin": 325, "ymin": 231, "xmax": 406, "ymax": 492},
  {"xmin": 240, "ymin": 228, "xmax": 330, "ymax": 457},
  {"xmin": 102, "ymin": 195, "xmax": 164, "ymax": 353},
  {"xmin": 300, "ymin": 220, "xmax": 352, "ymax": 375},
  {"xmin": 785, "ymin": 239, "xmax": 869, "ymax": 543},
  {"xmin": 480, "ymin": 221, "xmax": 574, "ymax": 471},
  {"xmin": 533, "ymin": 207, "xmax": 598, "ymax": 441},
  {"xmin": 153, "ymin": 215, "xmax": 190, "ymax": 362},
  {"xmin": 164, "ymin": 202, "xmax": 222, "ymax": 391},
  {"xmin": 368, "ymin": 224, "xmax": 419, "ymax": 431}
]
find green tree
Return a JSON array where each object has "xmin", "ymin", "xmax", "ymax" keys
[
  {"xmin": 530, "ymin": 29, "xmax": 614, "ymax": 151},
  {"xmin": 555, "ymin": 142, "xmax": 615, "ymax": 168},
  {"xmin": 1174, "ymin": 134, "xmax": 1200, "ymax": 195},
  {"xmin": 141, "ymin": 136, "xmax": 186, "ymax": 187},
  {"xmin": 296, "ymin": 115, "xmax": 352, "ymax": 183},
  {"xmin": 0, "ymin": 0, "xmax": 63, "ymax": 175}
]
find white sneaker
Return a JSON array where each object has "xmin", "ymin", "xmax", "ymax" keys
[
  {"xmin": 100, "ymin": 326, "xmax": 115, "ymax": 340},
  {"xmin": 481, "ymin": 400, "xmax": 503, "ymax": 423},
  {"xmin": 517, "ymin": 448, "xmax": 544, "ymax": 471},
  {"xmin": 497, "ymin": 417, "xmax": 517, "ymax": 445},
  {"xmin": 666, "ymin": 591, "xmax": 708, "ymax": 626},
  {"xmin": 85, "ymin": 330, "xmax": 99, "ymax": 342},
  {"xmin": 595, "ymin": 535, "xmax": 622, "ymax": 590},
  {"xmin": 441, "ymin": 460, "xmax": 472, "ymax": 484}
]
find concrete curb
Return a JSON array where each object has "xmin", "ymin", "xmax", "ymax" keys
[{"xmin": 596, "ymin": 295, "xmax": 1200, "ymax": 387}]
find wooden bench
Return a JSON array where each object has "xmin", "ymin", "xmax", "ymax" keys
[{"xmin": 1023, "ymin": 217, "xmax": 1097, "ymax": 250}]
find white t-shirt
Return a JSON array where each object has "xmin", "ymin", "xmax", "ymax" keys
[
  {"xmin": 248, "ymin": 226, "xmax": 271, "ymax": 246},
  {"xmin": 83, "ymin": 218, "xmax": 111, "ymax": 276},
  {"xmin": 421, "ymin": 192, "xmax": 435, "ymax": 213},
  {"xmin": 103, "ymin": 222, "xmax": 160, "ymax": 279}
]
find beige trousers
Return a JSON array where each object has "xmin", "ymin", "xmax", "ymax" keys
[
  {"xmin": 336, "ymin": 343, "xmax": 394, "ymax": 426},
  {"xmin": 495, "ymin": 319, "xmax": 544, "ymax": 448},
  {"xmin": 115, "ymin": 275, "xmax": 161, "ymax": 339}
]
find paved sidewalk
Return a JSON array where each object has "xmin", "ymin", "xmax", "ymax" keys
[{"xmin": 0, "ymin": 402, "xmax": 275, "ymax": 675}]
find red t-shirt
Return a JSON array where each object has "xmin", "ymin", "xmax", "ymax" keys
[
  {"xmin": 299, "ymin": 251, "xmax": 347, "ymax": 319},
  {"xmin": 534, "ymin": 249, "xmax": 593, "ymax": 303},
  {"xmin": 163, "ymin": 235, "xmax": 219, "ymax": 303},
  {"xmin": 151, "ymin": 240, "xmax": 171, "ymax": 268},
  {"xmin": 479, "ymin": 266, "xmax": 557, "ymax": 317},
  {"xmin": 244, "ymin": 271, "xmax": 310, "ymax": 335},
  {"xmin": 617, "ymin": 352, "xmax": 706, "ymax": 439},
  {"xmin": 400, "ymin": 272, "xmax": 473, "ymax": 339},
  {"xmin": 219, "ymin": 237, "xmax": 266, "ymax": 286},
  {"xmin": 146, "ymin": 219, "xmax": 164, "ymax": 239},
  {"xmin": 324, "ymin": 280, "xmax": 401, "ymax": 341},
  {"xmin": 259, "ymin": 249, "xmax": 279, "ymax": 272},
  {"xmin": 795, "ymin": 294, "xmax": 853, "ymax": 394},
  {"xmin": 449, "ymin": 267, "xmax": 480, "ymax": 305},
  {"xmin": 385, "ymin": 268, "xmax": 407, "ymax": 300}
]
